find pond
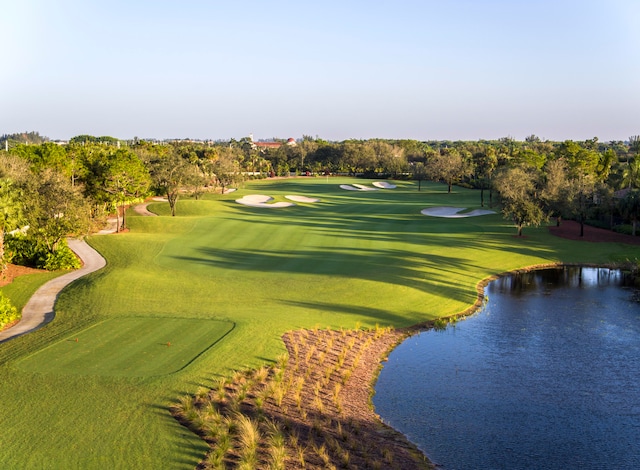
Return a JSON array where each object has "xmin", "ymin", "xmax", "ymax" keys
[{"xmin": 373, "ymin": 267, "xmax": 640, "ymax": 470}]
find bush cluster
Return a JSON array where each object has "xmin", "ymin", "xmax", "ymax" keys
[
  {"xmin": 6, "ymin": 235, "xmax": 80, "ymax": 270},
  {"xmin": 612, "ymin": 224, "xmax": 640, "ymax": 236},
  {"xmin": 0, "ymin": 292, "xmax": 19, "ymax": 330}
]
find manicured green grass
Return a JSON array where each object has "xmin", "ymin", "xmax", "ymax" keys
[
  {"xmin": 1, "ymin": 177, "xmax": 639, "ymax": 469},
  {"xmin": 0, "ymin": 270, "xmax": 64, "ymax": 311},
  {"xmin": 18, "ymin": 317, "xmax": 234, "ymax": 376}
]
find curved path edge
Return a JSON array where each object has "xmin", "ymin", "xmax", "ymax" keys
[{"xmin": 0, "ymin": 238, "xmax": 106, "ymax": 343}]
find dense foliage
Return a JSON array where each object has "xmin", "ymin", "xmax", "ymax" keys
[
  {"xmin": 0, "ymin": 291, "xmax": 19, "ymax": 329},
  {"xmin": 1, "ymin": 132, "xmax": 639, "ymax": 271}
]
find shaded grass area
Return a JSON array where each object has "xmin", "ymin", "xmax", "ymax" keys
[
  {"xmin": 18, "ymin": 317, "xmax": 234, "ymax": 377},
  {"xmin": 1, "ymin": 178, "xmax": 639, "ymax": 469}
]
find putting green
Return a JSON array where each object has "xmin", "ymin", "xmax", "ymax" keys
[{"xmin": 18, "ymin": 317, "xmax": 234, "ymax": 377}]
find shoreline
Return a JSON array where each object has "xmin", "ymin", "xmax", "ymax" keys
[
  {"xmin": 177, "ymin": 262, "xmax": 634, "ymax": 468},
  {"xmin": 362, "ymin": 261, "xmax": 637, "ymax": 469}
]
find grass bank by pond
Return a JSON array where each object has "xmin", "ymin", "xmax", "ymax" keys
[{"xmin": 1, "ymin": 177, "xmax": 638, "ymax": 468}]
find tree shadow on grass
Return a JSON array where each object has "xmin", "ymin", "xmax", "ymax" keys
[
  {"xmin": 218, "ymin": 198, "xmax": 556, "ymax": 262},
  {"xmin": 279, "ymin": 299, "xmax": 430, "ymax": 326},
  {"xmin": 172, "ymin": 245, "xmax": 480, "ymax": 302},
  {"xmin": 146, "ymin": 402, "xmax": 209, "ymax": 468}
]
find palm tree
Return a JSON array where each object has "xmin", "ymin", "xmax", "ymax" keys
[{"xmin": 621, "ymin": 157, "xmax": 640, "ymax": 190}]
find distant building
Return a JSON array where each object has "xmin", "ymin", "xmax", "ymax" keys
[{"xmin": 250, "ymin": 134, "xmax": 296, "ymax": 150}]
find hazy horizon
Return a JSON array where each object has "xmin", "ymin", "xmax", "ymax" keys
[{"xmin": 3, "ymin": 1, "xmax": 639, "ymax": 143}]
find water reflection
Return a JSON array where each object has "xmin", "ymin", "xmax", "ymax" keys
[
  {"xmin": 495, "ymin": 267, "xmax": 629, "ymax": 294},
  {"xmin": 374, "ymin": 267, "xmax": 640, "ymax": 470}
]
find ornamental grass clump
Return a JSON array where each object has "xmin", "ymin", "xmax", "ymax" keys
[{"xmin": 172, "ymin": 326, "xmax": 430, "ymax": 469}]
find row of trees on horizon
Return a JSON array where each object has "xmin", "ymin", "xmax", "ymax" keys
[{"xmin": 1, "ymin": 131, "xmax": 640, "ymax": 276}]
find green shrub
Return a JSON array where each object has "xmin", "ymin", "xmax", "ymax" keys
[
  {"xmin": 5, "ymin": 234, "xmax": 39, "ymax": 266},
  {"xmin": 0, "ymin": 292, "xmax": 19, "ymax": 329},
  {"xmin": 586, "ymin": 219, "xmax": 611, "ymax": 230},
  {"xmin": 613, "ymin": 224, "xmax": 635, "ymax": 236},
  {"xmin": 41, "ymin": 243, "xmax": 81, "ymax": 270},
  {"xmin": 433, "ymin": 318, "xmax": 448, "ymax": 331},
  {"xmin": 5, "ymin": 235, "xmax": 80, "ymax": 270}
]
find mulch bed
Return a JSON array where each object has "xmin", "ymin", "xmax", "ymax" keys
[
  {"xmin": 175, "ymin": 328, "xmax": 433, "ymax": 469},
  {"xmin": 0, "ymin": 264, "xmax": 47, "ymax": 287},
  {"xmin": 548, "ymin": 220, "xmax": 640, "ymax": 245}
]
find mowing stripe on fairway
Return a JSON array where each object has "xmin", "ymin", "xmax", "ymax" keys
[{"xmin": 17, "ymin": 317, "xmax": 234, "ymax": 377}]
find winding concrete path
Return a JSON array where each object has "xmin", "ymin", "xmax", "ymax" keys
[
  {"xmin": 0, "ymin": 239, "xmax": 106, "ymax": 343},
  {"xmin": 132, "ymin": 203, "xmax": 158, "ymax": 216}
]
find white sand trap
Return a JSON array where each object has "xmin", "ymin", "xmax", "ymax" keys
[
  {"xmin": 236, "ymin": 194, "xmax": 295, "ymax": 208},
  {"xmin": 223, "ymin": 188, "xmax": 237, "ymax": 194},
  {"xmin": 372, "ymin": 181, "xmax": 396, "ymax": 189},
  {"xmin": 352, "ymin": 183, "xmax": 379, "ymax": 191},
  {"xmin": 340, "ymin": 184, "xmax": 360, "ymax": 191},
  {"xmin": 240, "ymin": 194, "xmax": 273, "ymax": 203},
  {"xmin": 421, "ymin": 206, "xmax": 497, "ymax": 218},
  {"xmin": 285, "ymin": 195, "xmax": 320, "ymax": 203}
]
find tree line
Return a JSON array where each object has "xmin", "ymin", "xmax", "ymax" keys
[{"xmin": 1, "ymin": 133, "xmax": 640, "ymax": 277}]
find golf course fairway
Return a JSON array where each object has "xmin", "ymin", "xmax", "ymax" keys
[{"xmin": 1, "ymin": 177, "xmax": 638, "ymax": 469}]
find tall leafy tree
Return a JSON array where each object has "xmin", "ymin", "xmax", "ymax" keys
[
  {"xmin": 24, "ymin": 169, "xmax": 91, "ymax": 253},
  {"xmin": 342, "ymin": 141, "xmax": 376, "ymax": 176},
  {"xmin": 412, "ymin": 162, "xmax": 428, "ymax": 191},
  {"xmin": 427, "ymin": 149, "xmax": 468, "ymax": 193},
  {"xmin": 12, "ymin": 142, "xmax": 71, "ymax": 178},
  {"xmin": 555, "ymin": 140, "xmax": 600, "ymax": 178},
  {"xmin": 472, "ymin": 148, "xmax": 498, "ymax": 207},
  {"xmin": 513, "ymin": 148, "xmax": 546, "ymax": 170},
  {"xmin": 494, "ymin": 166, "xmax": 545, "ymax": 236},
  {"xmin": 146, "ymin": 149, "xmax": 194, "ymax": 216},
  {"xmin": 541, "ymin": 158, "xmax": 569, "ymax": 226},
  {"xmin": 211, "ymin": 148, "xmax": 242, "ymax": 194},
  {"xmin": 0, "ymin": 179, "xmax": 24, "ymax": 274},
  {"xmin": 564, "ymin": 171, "xmax": 596, "ymax": 237},
  {"xmin": 101, "ymin": 149, "xmax": 151, "ymax": 231}
]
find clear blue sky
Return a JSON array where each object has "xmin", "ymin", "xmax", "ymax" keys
[{"xmin": 2, "ymin": 0, "xmax": 639, "ymax": 142}]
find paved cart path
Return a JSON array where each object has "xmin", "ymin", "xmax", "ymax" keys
[{"xmin": 0, "ymin": 239, "xmax": 106, "ymax": 343}]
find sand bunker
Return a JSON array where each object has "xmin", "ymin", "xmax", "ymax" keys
[
  {"xmin": 421, "ymin": 206, "xmax": 496, "ymax": 218},
  {"xmin": 285, "ymin": 195, "xmax": 320, "ymax": 203},
  {"xmin": 223, "ymin": 188, "xmax": 237, "ymax": 194},
  {"xmin": 372, "ymin": 181, "xmax": 396, "ymax": 189},
  {"xmin": 340, "ymin": 184, "xmax": 379, "ymax": 191},
  {"xmin": 352, "ymin": 184, "xmax": 379, "ymax": 191},
  {"xmin": 236, "ymin": 195, "xmax": 295, "ymax": 208}
]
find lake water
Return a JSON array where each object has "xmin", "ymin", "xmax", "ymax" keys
[{"xmin": 373, "ymin": 267, "xmax": 640, "ymax": 470}]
